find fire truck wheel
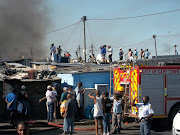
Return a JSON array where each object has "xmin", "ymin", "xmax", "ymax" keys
[{"xmin": 169, "ymin": 103, "xmax": 180, "ymax": 126}]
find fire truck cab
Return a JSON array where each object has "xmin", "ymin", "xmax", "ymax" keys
[{"xmin": 113, "ymin": 66, "xmax": 180, "ymax": 125}]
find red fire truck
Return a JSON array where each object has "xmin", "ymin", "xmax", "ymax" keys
[{"xmin": 113, "ymin": 66, "xmax": 180, "ymax": 125}]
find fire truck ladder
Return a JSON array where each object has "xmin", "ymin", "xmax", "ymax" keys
[
  {"xmin": 109, "ymin": 62, "xmax": 114, "ymax": 97},
  {"xmin": 124, "ymin": 61, "xmax": 134, "ymax": 116}
]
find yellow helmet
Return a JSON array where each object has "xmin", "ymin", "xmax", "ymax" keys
[{"xmin": 117, "ymin": 86, "xmax": 124, "ymax": 92}]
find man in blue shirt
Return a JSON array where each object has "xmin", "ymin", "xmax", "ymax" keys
[
  {"xmin": 101, "ymin": 45, "xmax": 106, "ymax": 63},
  {"xmin": 5, "ymin": 88, "xmax": 17, "ymax": 124},
  {"xmin": 144, "ymin": 49, "xmax": 150, "ymax": 60},
  {"xmin": 112, "ymin": 93, "xmax": 124, "ymax": 134}
]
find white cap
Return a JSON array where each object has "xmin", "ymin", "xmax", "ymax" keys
[
  {"xmin": 119, "ymin": 47, "xmax": 122, "ymax": 50},
  {"xmin": 135, "ymin": 48, "xmax": 136, "ymax": 50},
  {"xmin": 63, "ymin": 87, "xmax": 68, "ymax": 92},
  {"xmin": 21, "ymin": 85, "xmax": 26, "ymax": 90},
  {"xmin": 47, "ymin": 85, "xmax": 52, "ymax": 90}
]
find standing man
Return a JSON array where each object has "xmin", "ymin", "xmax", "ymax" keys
[
  {"xmin": 75, "ymin": 82, "xmax": 84, "ymax": 120},
  {"xmin": 107, "ymin": 45, "xmax": 113, "ymax": 63},
  {"xmin": 132, "ymin": 96, "xmax": 154, "ymax": 135},
  {"xmin": 57, "ymin": 46, "xmax": 62, "ymax": 62},
  {"xmin": 39, "ymin": 85, "xmax": 54, "ymax": 122},
  {"xmin": 112, "ymin": 93, "xmax": 124, "ymax": 134},
  {"xmin": 17, "ymin": 85, "xmax": 30, "ymax": 121},
  {"xmin": 140, "ymin": 49, "xmax": 145, "ymax": 59},
  {"xmin": 144, "ymin": 49, "xmax": 150, "ymax": 60},
  {"xmin": 5, "ymin": 88, "xmax": 17, "ymax": 124},
  {"xmin": 128, "ymin": 49, "xmax": 133, "ymax": 61},
  {"xmin": 100, "ymin": 45, "xmax": 106, "ymax": 63},
  {"xmin": 62, "ymin": 94, "xmax": 75, "ymax": 135},
  {"xmin": 134, "ymin": 48, "xmax": 138, "ymax": 60},
  {"xmin": 50, "ymin": 44, "xmax": 56, "ymax": 62},
  {"xmin": 119, "ymin": 48, "xmax": 124, "ymax": 60},
  {"xmin": 52, "ymin": 83, "xmax": 58, "ymax": 121},
  {"xmin": 102, "ymin": 92, "xmax": 112, "ymax": 135}
]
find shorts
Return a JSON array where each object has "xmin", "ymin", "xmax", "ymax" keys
[
  {"xmin": 101, "ymin": 54, "xmax": 105, "ymax": 59},
  {"xmin": 94, "ymin": 116, "xmax": 103, "ymax": 119}
]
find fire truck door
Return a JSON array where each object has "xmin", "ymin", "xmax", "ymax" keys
[{"xmin": 141, "ymin": 74, "xmax": 164, "ymax": 115}]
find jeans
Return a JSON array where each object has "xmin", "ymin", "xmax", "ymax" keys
[
  {"xmin": 140, "ymin": 121, "xmax": 151, "ymax": 135},
  {"xmin": 47, "ymin": 102, "xmax": 54, "ymax": 122},
  {"xmin": 112, "ymin": 113, "xmax": 122, "ymax": 133},
  {"xmin": 7, "ymin": 110, "xmax": 16, "ymax": 124},
  {"xmin": 63, "ymin": 117, "xmax": 74, "ymax": 132},
  {"xmin": 108, "ymin": 54, "xmax": 112, "ymax": 63},
  {"xmin": 103, "ymin": 113, "xmax": 111, "ymax": 133}
]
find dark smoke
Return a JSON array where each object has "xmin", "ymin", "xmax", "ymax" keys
[{"xmin": 0, "ymin": 0, "xmax": 50, "ymax": 61}]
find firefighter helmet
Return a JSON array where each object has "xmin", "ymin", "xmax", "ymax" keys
[{"xmin": 117, "ymin": 86, "xmax": 124, "ymax": 91}]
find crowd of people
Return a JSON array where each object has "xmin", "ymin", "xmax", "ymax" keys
[
  {"xmin": 5, "ymin": 82, "xmax": 154, "ymax": 135},
  {"xmin": 88, "ymin": 86, "xmax": 154, "ymax": 135},
  {"xmin": 99, "ymin": 45, "xmax": 151, "ymax": 63},
  {"xmin": 50, "ymin": 44, "xmax": 71, "ymax": 62},
  {"xmin": 5, "ymin": 86, "xmax": 30, "ymax": 126}
]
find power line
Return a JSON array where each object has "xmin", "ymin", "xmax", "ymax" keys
[
  {"xmin": 114, "ymin": 38, "xmax": 153, "ymax": 48},
  {"xmin": 157, "ymin": 33, "xmax": 180, "ymax": 37},
  {"xmin": 159, "ymin": 46, "xmax": 174, "ymax": 54},
  {"xmin": 88, "ymin": 9, "xmax": 180, "ymax": 21},
  {"xmin": 41, "ymin": 20, "xmax": 81, "ymax": 35}
]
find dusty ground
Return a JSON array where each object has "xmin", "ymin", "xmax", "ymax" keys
[{"xmin": 0, "ymin": 120, "xmax": 172, "ymax": 135}]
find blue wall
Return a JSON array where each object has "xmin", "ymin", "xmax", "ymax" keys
[{"xmin": 73, "ymin": 71, "xmax": 111, "ymax": 89}]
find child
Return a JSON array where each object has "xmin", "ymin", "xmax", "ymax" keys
[
  {"xmin": 102, "ymin": 92, "xmax": 112, "ymax": 135},
  {"xmin": 112, "ymin": 93, "xmax": 124, "ymax": 134},
  {"xmin": 88, "ymin": 90, "xmax": 103, "ymax": 135}
]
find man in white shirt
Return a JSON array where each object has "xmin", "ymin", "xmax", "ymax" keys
[
  {"xmin": 39, "ymin": 85, "xmax": 55, "ymax": 122},
  {"xmin": 107, "ymin": 45, "xmax": 113, "ymax": 63},
  {"xmin": 132, "ymin": 96, "xmax": 154, "ymax": 135}
]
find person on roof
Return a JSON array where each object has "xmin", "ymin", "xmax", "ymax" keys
[
  {"xmin": 100, "ymin": 45, "xmax": 106, "ymax": 63},
  {"xmin": 140, "ymin": 49, "xmax": 145, "ymax": 59},
  {"xmin": 134, "ymin": 48, "xmax": 138, "ymax": 60},
  {"xmin": 107, "ymin": 45, "xmax": 113, "ymax": 63},
  {"xmin": 119, "ymin": 48, "xmax": 124, "ymax": 60},
  {"xmin": 144, "ymin": 49, "xmax": 150, "ymax": 60},
  {"xmin": 128, "ymin": 49, "xmax": 133, "ymax": 61}
]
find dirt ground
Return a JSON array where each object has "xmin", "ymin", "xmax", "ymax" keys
[{"xmin": 0, "ymin": 120, "xmax": 172, "ymax": 135}]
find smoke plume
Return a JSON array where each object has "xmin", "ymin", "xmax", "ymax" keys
[{"xmin": 0, "ymin": 0, "xmax": 50, "ymax": 61}]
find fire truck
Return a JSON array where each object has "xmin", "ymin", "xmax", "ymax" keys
[{"xmin": 113, "ymin": 64, "xmax": 180, "ymax": 125}]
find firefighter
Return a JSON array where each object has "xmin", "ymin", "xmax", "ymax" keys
[
  {"xmin": 132, "ymin": 96, "xmax": 154, "ymax": 135},
  {"xmin": 115, "ymin": 86, "xmax": 125, "ymax": 100},
  {"xmin": 111, "ymin": 86, "xmax": 125, "ymax": 106}
]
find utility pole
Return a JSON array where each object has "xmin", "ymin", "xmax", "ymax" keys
[
  {"xmin": 174, "ymin": 45, "xmax": 177, "ymax": 55},
  {"xmin": 169, "ymin": 31, "xmax": 170, "ymax": 55},
  {"xmin": 153, "ymin": 35, "xmax": 157, "ymax": 58},
  {"xmin": 76, "ymin": 45, "xmax": 82, "ymax": 58},
  {"xmin": 89, "ymin": 44, "xmax": 95, "ymax": 55},
  {"xmin": 82, "ymin": 16, "xmax": 87, "ymax": 63}
]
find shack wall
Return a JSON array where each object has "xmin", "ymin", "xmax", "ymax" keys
[{"xmin": 1, "ymin": 79, "xmax": 61, "ymax": 120}]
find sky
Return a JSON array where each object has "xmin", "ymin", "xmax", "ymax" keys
[{"xmin": 42, "ymin": 0, "xmax": 180, "ymax": 60}]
